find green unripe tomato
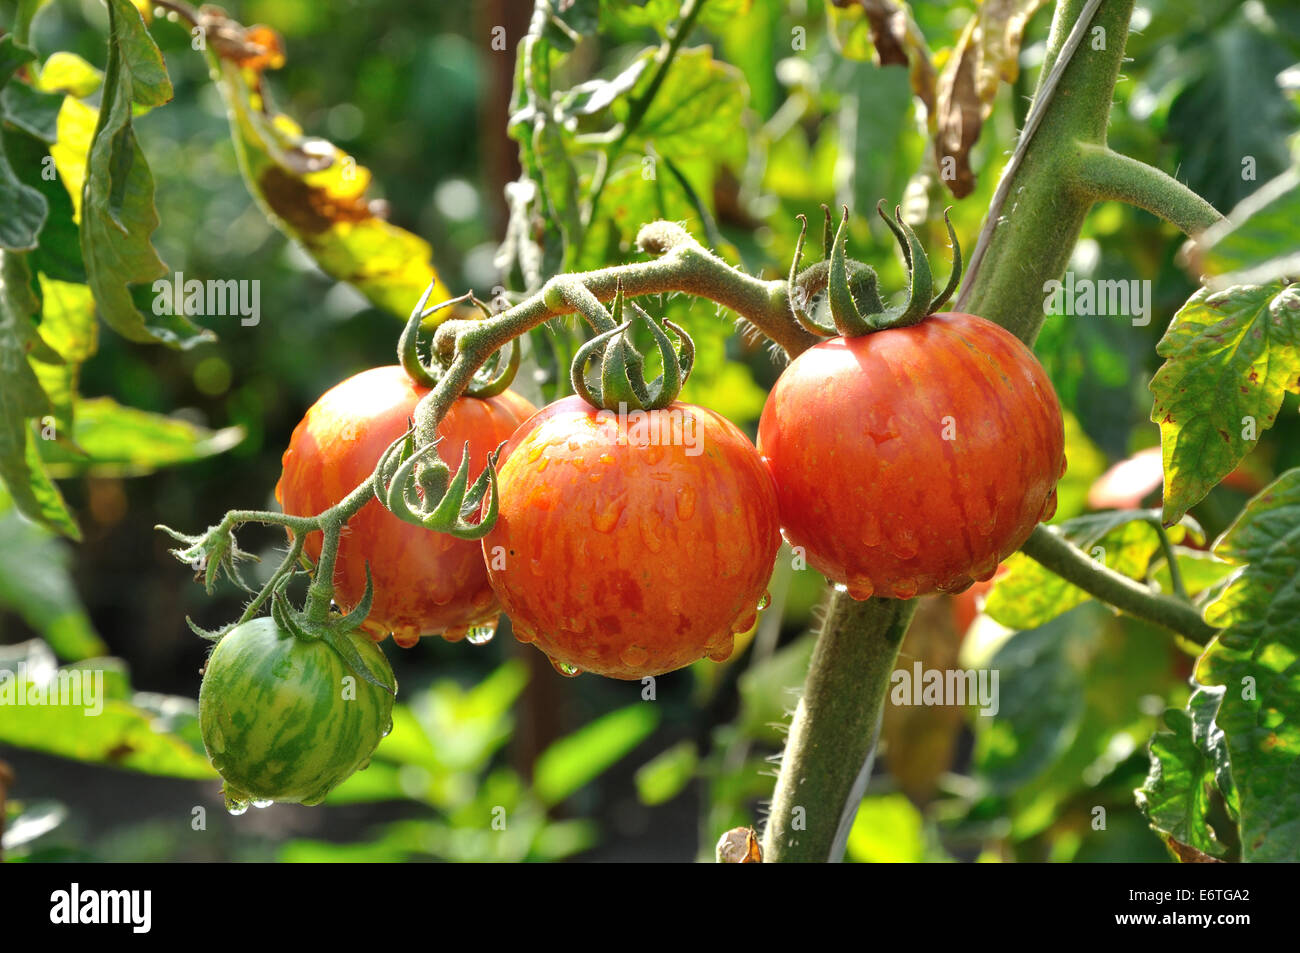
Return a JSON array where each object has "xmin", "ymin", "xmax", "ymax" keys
[{"xmin": 198, "ymin": 617, "xmax": 396, "ymax": 809}]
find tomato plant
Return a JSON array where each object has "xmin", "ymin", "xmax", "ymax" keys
[
  {"xmin": 276, "ymin": 365, "xmax": 536, "ymax": 645},
  {"xmin": 2, "ymin": 0, "xmax": 1297, "ymax": 876}
]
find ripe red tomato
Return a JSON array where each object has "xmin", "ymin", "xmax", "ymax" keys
[
  {"xmin": 275, "ymin": 365, "xmax": 537, "ymax": 646},
  {"xmin": 758, "ymin": 313, "xmax": 1065, "ymax": 600},
  {"xmin": 482, "ymin": 395, "xmax": 781, "ymax": 679}
]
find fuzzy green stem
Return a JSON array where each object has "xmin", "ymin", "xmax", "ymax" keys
[
  {"xmin": 1071, "ymin": 145, "xmax": 1221, "ymax": 236},
  {"xmin": 1021, "ymin": 526, "xmax": 1216, "ymax": 643},
  {"xmin": 761, "ymin": 594, "xmax": 916, "ymax": 863}
]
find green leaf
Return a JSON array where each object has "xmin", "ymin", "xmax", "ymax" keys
[
  {"xmin": 0, "ymin": 41, "xmax": 48, "ymax": 254},
  {"xmin": 1195, "ymin": 469, "xmax": 1300, "ymax": 861},
  {"xmin": 0, "ymin": 80, "xmax": 63, "ymax": 143},
  {"xmin": 634, "ymin": 740, "xmax": 697, "ymax": 805},
  {"xmin": 1137, "ymin": 687, "xmax": 1237, "ymax": 860},
  {"xmin": 5, "ymin": 130, "xmax": 85, "ymax": 283},
  {"xmin": 29, "ymin": 277, "xmax": 95, "ymax": 435},
  {"xmin": 81, "ymin": 0, "xmax": 210, "ymax": 348},
  {"xmin": 620, "ymin": 47, "xmax": 748, "ymax": 166},
  {"xmin": 845, "ymin": 793, "xmax": 927, "ymax": 863},
  {"xmin": 0, "ymin": 498, "xmax": 105, "ymax": 660},
  {"xmin": 0, "ymin": 251, "xmax": 78, "ymax": 538},
  {"xmin": 0, "ymin": 640, "xmax": 216, "ymax": 779},
  {"xmin": 534, "ymin": 704, "xmax": 658, "ymax": 806},
  {"xmin": 37, "ymin": 396, "xmax": 243, "ymax": 476},
  {"xmin": 1194, "ymin": 167, "xmax": 1300, "ymax": 289},
  {"xmin": 986, "ymin": 511, "xmax": 1197, "ymax": 630},
  {"xmin": 1150, "ymin": 282, "xmax": 1300, "ymax": 525}
]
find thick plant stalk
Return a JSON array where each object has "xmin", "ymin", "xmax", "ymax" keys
[
  {"xmin": 763, "ymin": 0, "xmax": 1224, "ymax": 863},
  {"xmin": 762, "ymin": 594, "xmax": 916, "ymax": 863}
]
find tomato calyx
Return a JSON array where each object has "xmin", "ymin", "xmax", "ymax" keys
[
  {"xmin": 398, "ymin": 281, "xmax": 521, "ymax": 399},
  {"xmin": 264, "ymin": 565, "xmax": 396, "ymax": 696},
  {"xmin": 373, "ymin": 423, "xmax": 506, "ymax": 540},
  {"xmin": 788, "ymin": 201, "xmax": 962, "ymax": 339},
  {"xmin": 570, "ymin": 281, "xmax": 696, "ymax": 412}
]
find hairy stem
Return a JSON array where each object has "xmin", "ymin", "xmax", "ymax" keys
[
  {"xmin": 1071, "ymin": 145, "xmax": 1221, "ymax": 235},
  {"xmin": 1020, "ymin": 526, "xmax": 1216, "ymax": 643},
  {"xmin": 762, "ymin": 594, "xmax": 916, "ymax": 863}
]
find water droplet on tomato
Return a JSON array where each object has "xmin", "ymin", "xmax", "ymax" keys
[
  {"xmin": 550, "ymin": 657, "xmax": 582, "ymax": 678},
  {"xmin": 1039, "ymin": 488, "xmax": 1059, "ymax": 521},
  {"xmin": 645, "ymin": 444, "xmax": 665, "ymax": 466},
  {"xmin": 889, "ymin": 528, "xmax": 919, "ymax": 559},
  {"xmin": 526, "ymin": 444, "xmax": 545, "ymax": 463},
  {"xmin": 833, "ymin": 582, "xmax": 849, "ymax": 594},
  {"xmin": 971, "ymin": 555, "xmax": 999, "ymax": 582},
  {"xmin": 846, "ymin": 576, "xmax": 875, "ymax": 600},
  {"xmin": 599, "ymin": 454, "xmax": 615, "ymax": 465},
  {"xmin": 640, "ymin": 516, "xmax": 664, "ymax": 553},
  {"xmin": 890, "ymin": 577, "xmax": 919, "ymax": 599},
  {"xmin": 591, "ymin": 498, "xmax": 625, "ymax": 533},
  {"xmin": 756, "ymin": 590, "xmax": 771, "ymax": 611},
  {"xmin": 620, "ymin": 645, "xmax": 650, "ymax": 669},
  {"xmin": 675, "ymin": 485, "xmax": 696, "ymax": 520},
  {"xmin": 707, "ymin": 634, "xmax": 736, "ymax": 662},
  {"xmin": 860, "ymin": 513, "xmax": 882, "ymax": 547},
  {"xmin": 938, "ymin": 573, "xmax": 974, "ymax": 594},
  {"xmin": 513, "ymin": 623, "xmax": 537, "ymax": 644},
  {"xmin": 393, "ymin": 631, "xmax": 420, "ymax": 649},
  {"xmin": 444, "ymin": 626, "xmax": 469, "ymax": 643},
  {"xmin": 467, "ymin": 622, "xmax": 497, "ymax": 646},
  {"xmin": 1059, "ymin": 454, "xmax": 1069, "ymax": 479},
  {"xmin": 731, "ymin": 610, "xmax": 758, "ymax": 634},
  {"xmin": 252, "ymin": 798, "xmax": 274, "ymax": 810}
]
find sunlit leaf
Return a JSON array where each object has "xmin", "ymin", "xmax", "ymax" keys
[
  {"xmin": 1150, "ymin": 282, "xmax": 1300, "ymax": 525},
  {"xmin": 202, "ymin": 10, "xmax": 452, "ymax": 319},
  {"xmin": 1195, "ymin": 469, "xmax": 1300, "ymax": 861},
  {"xmin": 635, "ymin": 740, "xmax": 697, "ymax": 805},
  {"xmin": 36, "ymin": 396, "xmax": 242, "ymax": 476},
  {"xmin": 534, "ymin": 704, "xmax": 658, "ymax": 806}
]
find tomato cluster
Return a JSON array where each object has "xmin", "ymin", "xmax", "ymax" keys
[{"xmin": 276, "ymin": 309, "xmax": 1062, "ymax": 680}]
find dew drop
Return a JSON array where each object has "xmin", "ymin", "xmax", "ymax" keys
[
  {"xmin": 591, "ymin": 498, "xmax": 626, "ymax": 533},
  {"xmin": 550, "ymin": 657, "xmax": 582, "ymax": 678},
  {"xmin": 1059, "ymin": 453, "xmax": 1069, "ymax": 479},
  {"xmin": 224, "ymin": 794, "xmax": 250, "ymax": 817},
  {"xmin": 675, "ymin": 485, "xmax": 697, "ymax": 520},
  {"xmin": 833, "ymin": 582, "xmax": 849, "ymax": 594},
  {"xmin": 971, "ymin": 555, "xmax": 1000, "ymax": 582},
  {"xmin": 1039, "ymin": 488, "xmax": 1059, "ymax": 522},
  {"xmin": 252, "ymin": 798, "xmax": 274, "ymax": 810},
  {"xmin": 707, "ymin": 634, "xmax": 736, "ymax": 662},
  {"xmin": 860, "ymin": 512, "xmax": 882, "ymax": 547},
  {"xmin": 514, "ymin": 623, "xmax": 537, "ymax": 644},
  {"xmin": 756, "ymin": 590, "xmax": 771, "ymax": 611},
  {"xmin": 444, "ymin": 626, "xmax": 469, "ymax": 643},
  {"xmin": 890, "ymin": 577, "xmax": 919, "ymax": 599},
  {"xmin": 620, "ymin": 644, "xmax": 650, "ymax": 669},
  {"xmin": 846, "ymin": 575, "xmax": 875, "ymax": 600},
  {"xmin": 393, "ymin": 631, "xmax": 420, "ymax": 649},
  {"xmin": 888, "ymin": 528, "xmax": 919, "ymax": 560},
  {"xmin": 467, "ymin": 622, "xmax": 497, "ymax": 646},
  {"xmin": 381, "ymin": 720, "xmax": 393, "ymax": 738},
  {"xmin": 526, "ymin": 444, "xmax": 545, "ymax": 463},
  {"xmin": 731, "ymin": 610, "xmax": 758, "ymax": 634}
]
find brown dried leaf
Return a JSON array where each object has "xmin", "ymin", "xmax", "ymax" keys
[{"xmin": 933, "ymin": 0, "xmax": 1048, "ymax": 199}]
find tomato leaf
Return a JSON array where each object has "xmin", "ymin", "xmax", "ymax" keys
[
  {"xmin": 1136, "ymin": 686, "xmax": 1238, "ymax": 861},
  {"xmin": 80, "ymin": 0, "xmax": 211, "ymax": 348},
  {"xmin": 620, "ymin": 47, "xmax": 748, "ymax": 167},
  {"xmin": 1150, "ymin": 282, "xmax": 1300, "ymax": 526},
  {"xmin": 203, "ymin": 11, "xmax": 452, "ymax": 319},
  {"xmin": 1193, "ymin": 469, "xmax": 1300, "ymax": 861},
  {"xmin": 0, "ymin": 252, "xmax": 78, "ymax": 539},
  {"xmin": 0, "ymin": 490, "xmax": 104, "ymax": 660},
  {"xmin": 0, "ymin": 640, "xmax": 216, "ymax": 780},
  {"xmin": 1189, "ymin": 166, "xmax": 1300, "ymax": 290},
  {"xmin": 634, "ymin": 740, "xmax": 698, "ymax": 806},
  {"xmin": 28, "ymin": 277, "xmax": 95, "ymax": 438},
  {"xmin": 0, "ymin": 37, "xmax": 49, "ymax": 252},
  {"xmin": 534, "ymin": 704, "xmax": 658, "ymax": 806},
  {"xmin": 36, "ymin": 396, "xmax": 243, "ymax": 477}
]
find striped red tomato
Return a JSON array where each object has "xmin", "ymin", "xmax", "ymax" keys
[{"xmin": 757, "ymin": 313, "xmax": 1065, "ymax": 600}]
